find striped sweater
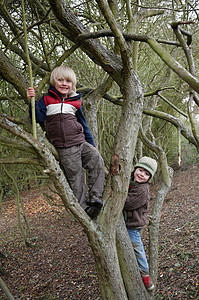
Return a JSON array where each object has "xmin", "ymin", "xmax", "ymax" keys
[{"xmin": 30, "ymin": 85, "xmax": 95, "ymax": 148}]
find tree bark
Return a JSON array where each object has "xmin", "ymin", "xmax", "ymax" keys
[
  {"xmin": 116, "ymin": 217, "xmax": 149, "ymax": 299},
  {"xmin": 0, "ymin": 49, "xmax": 29, "ymax": 101},
  {"xmin": 146, "ymin": 38, "xmax": 199, "ymax": 95},
  {"xmin": 47, "ymin": 0, "xmax": 123, "ymax": 85},
  {"xmin": 143, "ymin": 109, "xmax": 198, "ymax": 150},
  {"xmin": 82, "ymin": 77, "xmax": 113, "ymax": 148},
  {"xmin": 139, "ymin": 127, "xmax": 173, "ymax": 292},
  {"xmin": 89, "ymin": 232, "xmax": 128, "ymax": 299}
]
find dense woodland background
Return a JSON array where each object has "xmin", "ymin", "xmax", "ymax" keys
[{"xmin": 0, "ymin": 0, "xmax": 199, "ymax": 299}]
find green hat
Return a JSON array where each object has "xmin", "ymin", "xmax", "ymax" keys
[{"xmin": 134, "ymin": 156, "xmax": 157, "ymax": 181}]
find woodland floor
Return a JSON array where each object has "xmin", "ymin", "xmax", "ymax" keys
[{"xmin": 0, "ymin": 164, "xmax": 198, "ymax": 299}]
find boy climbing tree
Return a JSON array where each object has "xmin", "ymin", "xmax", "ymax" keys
[{"xmin": 27, "ymin": 65, "xmax": 105, "ymax": 219}]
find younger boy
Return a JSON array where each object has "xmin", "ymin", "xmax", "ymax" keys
[
  {"xmin": 123, "ymin": 156, "xmax": 157, "ymax": 291},
  {"xmin": 27, "ymin": 65, "xmax": 105, "ymax": 218}
]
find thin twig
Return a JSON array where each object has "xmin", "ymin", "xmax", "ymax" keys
[{"xmin": 21, "ymin": 0, "xmax": 37, "ymax": 139}]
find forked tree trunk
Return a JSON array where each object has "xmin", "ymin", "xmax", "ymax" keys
[
  {"xmin": 89, "ymin": 232, "xmax": 128, "ymax": 299},
  {"xmin": 86, "ymin": 219, "xmax": 149, "ymax": 300}
]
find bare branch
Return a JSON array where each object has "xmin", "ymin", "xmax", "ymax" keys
[
  {"xmin": 0, "ymin": 49, "xmax": 29, "ymax": 101},
  {"xmin": 0, "ymin": 158, "xmax": 39, "ymax": 165},
  {"xmin": 171, "ymin": 22, "xmax": 195, "ymax": 73},
  {"xmin": 143, "ymin": 108, "xmax": 198, "ymax": 148},
  {"xmin": 77, "ymin": 29, "xmax": 199, "ymax": 96},
  {"xmin": 146, "ymin": 38, "xmax": 199, "ymax": 96},
  {"xmin": 0, "ymin": 136, "xmax": 36, "ymax": 154},
  {"xmin": 47, "ymin": 0, "xmax": 123, "ymax": 84},
  {"xmin": 144, "ymin": 86, "xmax": 176, "ymax": 97},
  {"xmin": 77, "ymin": 29, "xmax": 180, "ymax": 46},
  {"xmin": 158, "ymin": 93, "xmax": 188, "ymax": 118},
  {"xmin": 21, "ymin": 0, "xmax": 37, "ymax": 139},
  {"xmin": 0, "ymin": 277, "xmax": 15, "ymax": 300}
]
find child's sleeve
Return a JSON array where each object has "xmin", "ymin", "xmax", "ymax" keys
[
  {"xmin": 29, "ymin": 96, "xmax": 47, "ymax": 123},
  {"xmin": 76, "ymin": 106, "xmax": 95, "ymax": 146},
  {"xmin": 124, "ymin": 184, "xmax": 149, "ymax": 210}
]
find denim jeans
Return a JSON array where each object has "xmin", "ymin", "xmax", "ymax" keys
[{"xmin": 127, "ymin": 228, "xmax": 149, "ymax": 274}]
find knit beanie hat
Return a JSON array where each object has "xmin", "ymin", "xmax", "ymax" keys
[{"xmin": 134, "ymin": 156, "xmax": 157, "ymax": 181}]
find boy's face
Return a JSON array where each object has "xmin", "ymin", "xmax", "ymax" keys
[
  {"xmin": 134, "ymin": 167, "xmax": 151, "ymax": 183},
  {"xmin": 54, "ymin": 77, "xmax": 73, "ymax": 98}
]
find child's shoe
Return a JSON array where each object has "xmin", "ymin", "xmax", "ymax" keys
[
  {"xmin": 141, "ymin": 272, "xmax": 154, "ymax": 291},
  {"xmin": 85, "ymin": 206, "xmax": 101, "ymax": 219},
  {"xmin": 87, "ymin": 195, "xmax": 103, "ymax": 208}
]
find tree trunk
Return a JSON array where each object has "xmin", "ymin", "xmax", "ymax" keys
[
  {"xmin": 82, "ymin": 77, "xmax": 113, "ymax": 148},
  {"xmin": 139, "ymin": 128, "xmax": 174, "ymax": 293},
  {"xmin": 116, "ymin": 217, "xmax": 149, "ymax": 299},
  {"xmin": 148, "ymin": 167, "xmax": 173, "ymax": 288},
  {"xmin": 89, "ymin": 232, "xmax": 128, "ymax": 299}
]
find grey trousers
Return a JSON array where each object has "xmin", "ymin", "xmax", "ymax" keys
[{"xmin": 57, "ymin": 142, "xmax": 105, "ymax": 210}]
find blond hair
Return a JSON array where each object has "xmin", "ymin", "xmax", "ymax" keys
[{"xmin": 50, "ymin": 66, "xmax": 77, "ymax": 92}]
